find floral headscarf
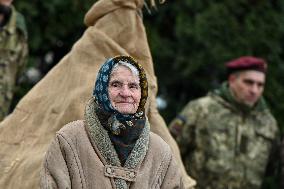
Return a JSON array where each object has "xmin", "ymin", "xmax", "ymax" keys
[
  {"xmin": 92, "ymin": 55, "xmax": 148, "ymax": 165},
  {"xmin": 93, "ymin": 55, "xmax": 148, "ymax": 134}
]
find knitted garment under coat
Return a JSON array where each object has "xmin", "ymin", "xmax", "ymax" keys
[{"xmin": 93, "ymin": 55, "xmax": 148, "ymax": 165}]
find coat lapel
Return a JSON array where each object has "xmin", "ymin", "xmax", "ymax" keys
[{"xmin": 85, "ymin": 98, "xmax": 150, "ymax": 188}]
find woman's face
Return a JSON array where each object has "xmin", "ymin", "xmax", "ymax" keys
[{"xmin": 108, "ymin": 65, "xmax": 141, "ymax": 114}]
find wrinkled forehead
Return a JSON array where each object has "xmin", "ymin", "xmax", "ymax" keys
[{"xmin": 110, "ymin": 65, "xmax": 140, "ymax": 81}]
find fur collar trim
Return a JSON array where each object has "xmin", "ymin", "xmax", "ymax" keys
[{"xmin": 84, "ymin": 98, "xmax": 150, "ymax": 188}]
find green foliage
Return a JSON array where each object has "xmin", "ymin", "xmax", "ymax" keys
[
  {"xmin": 145, "ymin": 0, "xmax": 284, "ymax": 131},
  {"xmin": 18, "ymin": 1, "xmax": 93, "ymax": 47},
  {"xmin": 11, "ymin": 0, "xmax": 95, "ymax": 108},
  {"xmin": 15, "ymin": 0, "xmax": 94, "ymax": 65}
]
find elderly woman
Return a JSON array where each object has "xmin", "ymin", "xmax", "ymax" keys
[{"xmin": 40, "ymin": 55, "xmax": 183, "ymax": 189}]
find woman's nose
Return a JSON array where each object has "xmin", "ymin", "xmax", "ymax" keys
[{"xmin": 119, "ymin": 86, "xmax": 131, "ymax": 96}]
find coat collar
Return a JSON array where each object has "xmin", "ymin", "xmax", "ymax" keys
[
  {"xmin": 2, "ymin": 6, "xmax": 16, "ymax": 35},
  {"xmin": 84, "ymin": 98, "xmax": 150, "ymax": 188},
  {"xmin": 1, "ymin": 6, "xmax": 27, "ymax": 38}
]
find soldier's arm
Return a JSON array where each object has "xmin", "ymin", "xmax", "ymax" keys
[
  {"xmin": 169, "ymin": 100, "xmax": 202, "ymax": 156},
  {"xmin": 261, "ymin": 123, "xmax": 281, "ymax": 189},
  {"xmin": 15, "ymin": 12, "xmax": 29, "ymax": 80},
  {"xmin": 15, "ymin": 34, "xmax": 28, "ymax": 81}
]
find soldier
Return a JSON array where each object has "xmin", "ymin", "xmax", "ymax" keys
[
  {"xmin": 0, "ymin": 0, "xmax": 28, "ymax": 121},
  {"xmin": 169, "ymin": 56, "xmax": 280, "ymax": 189}
]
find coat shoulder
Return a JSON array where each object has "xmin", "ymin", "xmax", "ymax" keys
[
  {"xmin": 56, "ymin": 120, "xmax": 85, "ymax": 138},
  {"xmin": 149, "ymin": 132, "xmax": 172, "ymax": 155}
]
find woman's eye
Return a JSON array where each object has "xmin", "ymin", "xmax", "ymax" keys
[
  {"xmin": 129, "ymin": 84, "xmax": 139, "ymax": 89},
  {"xmin": 110, "ymin": 82, "xmax": 120, "ymax": 88}
]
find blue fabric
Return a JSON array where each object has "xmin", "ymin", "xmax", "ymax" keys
[
  {"xmin": 93, "ymin": 56, "xmax": 148, "ymax": 122},
  {"xmin": 93, "ymin": 58, "xmax": 115, "ymax": 113}
]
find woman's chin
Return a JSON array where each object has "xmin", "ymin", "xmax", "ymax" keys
[{"xmin": 116, "ymin": 106, "xmax": 137, "ymax": 114}]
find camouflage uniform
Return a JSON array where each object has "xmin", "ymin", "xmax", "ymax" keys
[
  {"xmin": 0, "ymin": 6, "xmax": 28, "ymax": 121},
  {"xmin": 169, "ymin": 82, "xmax": 279, "ymax": 189}
]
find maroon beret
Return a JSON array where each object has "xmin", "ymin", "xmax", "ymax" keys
[{"xmin": 226, "ymin": 56, "xmax": 267, "ymax": 75}]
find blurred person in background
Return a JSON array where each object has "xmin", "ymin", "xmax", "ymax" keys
[
  {"xmin": 0, "ymin": 0, "xmax": 28, "ymax": 121},
  {"xmin": 169, "ymin": 56, "xmax": 280, "ymax": 189}
]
